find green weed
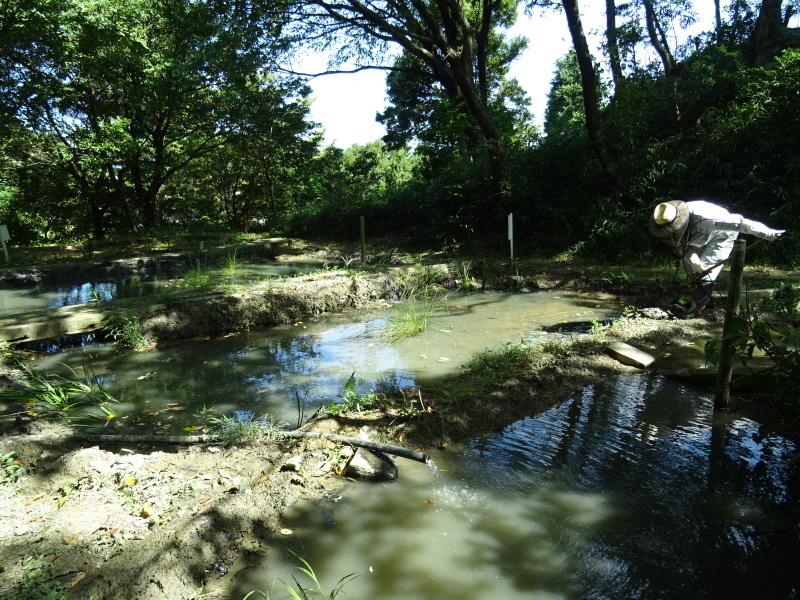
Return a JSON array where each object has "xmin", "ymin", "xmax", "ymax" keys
[
  {"xmin": 601, "ymin": 270, "xmax": 636, "ymax": 286},
  {"xmin": 323, "ymin": 373, "xmax": 381, "ymax": 415},
  {"xmin": 3, "ymin": 363, "xmax": 117, "ymax": 423},
  {"xmin": 223, "ymin": 249, "xmax": 244, "ymax": 276},
  {"xmin": 0, "ymin": 451, "xmax": 27, "ymax": 486},
  {"xmin": 0, "ymin": 559, "xmax": 65, "ymax": 600},
  {"xmin": 705, "ymin": 311, "xmax": 800, "ymax": 415},
  {"xmin": 757, "ymin": 282, "xmax": 800, "ymax": 314},
  {"xmin": 395, "ymin": 266, "xmax": 443, "ymax": 299},
  {"xmin": 104, "ymin": 315, "xmax": 151, "ymax": 350},
  {"xmin": 278, "ymin": 549, "xmax": 358, "ymax": 600},
  {"xmin": 216, "ymin": 414, "xmax": 286, "ymax": 446},
  {"xmin": 384, "ymin": 296, "xmax": 444, "ymax": 342},
  {"xmin": 452, "ymin": 259, "xmax": 474, "ymax": 291}
]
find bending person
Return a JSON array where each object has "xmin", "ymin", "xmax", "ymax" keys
[{"xmin": 649, "ymin": 200, "xmax": 785, "ymax": 314}]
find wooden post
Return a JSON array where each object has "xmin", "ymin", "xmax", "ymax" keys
[
  {"xmin": 507, "ymin": 213, "xmax": 514, "ymax": 260},
  {"xmin": 714, "ymin": 239, "xmax": 746, "ymax": 409},
  {"xmin": 360, "ymin": 215, "xmax": 366, "ymax": 265},
  {"xmin": 0, "ymin": 224, "xmax": 9, "ymax": 263}
]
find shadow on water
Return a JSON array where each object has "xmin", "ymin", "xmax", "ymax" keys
[{"xmin": 232, "ymin": 373, "xmax": 800, "ymax": 600}]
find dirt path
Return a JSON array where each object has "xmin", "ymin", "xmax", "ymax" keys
[{"xmin": 0, "ymin": 244, "xmax": 795, "ymax": 600}]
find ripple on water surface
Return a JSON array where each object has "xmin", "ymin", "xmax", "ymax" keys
[{"xmin": 237, "ymin": 373, "xmax": 800, "ymax": 600}]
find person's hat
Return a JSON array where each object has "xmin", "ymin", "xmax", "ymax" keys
[{"xmin": 649, "ymin": 200, "xmax": 689, "ymax": 238}]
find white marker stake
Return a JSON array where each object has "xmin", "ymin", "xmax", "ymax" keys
[{"xmin": 507, "ymin": 213, "xmax": 514, "ymax": 260}]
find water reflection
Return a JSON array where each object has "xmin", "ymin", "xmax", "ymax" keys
[
  {"xmin": 233, "ymin": 374, "xmax": 799, "ymax": 600},
  {"xmin": 28, "ymin": 292, "xmax": 621, "ymax": 429},
  {"xmin": 0, "ymin": 261, "xmax": 329, "ymax": 318}
]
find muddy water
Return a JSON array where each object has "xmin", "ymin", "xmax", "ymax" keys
[
  {"xmin": 29, "ymin": 291, "xmax": 622, "ymax": 428},
  {"xmin": 0, "ymin": 260, "xmax": 326, "ymax": 317},
  {"xmin": 20, "ymin": 289, "xmax": 800, "ymax": 597},
  {"xmin": 232, "ymin": 374, "xmax": 800, "ymax": 599},
  {"xmin": 0, "ymin": 276, "xmax": 172, "ymax": 316}
]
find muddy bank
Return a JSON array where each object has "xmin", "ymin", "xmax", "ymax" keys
[{"xmin": 139, "ymin": 271, "xmax": 401, "ymax": 342}]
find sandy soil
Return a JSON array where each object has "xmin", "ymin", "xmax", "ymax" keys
[{"xmin": 0, "ymin": 244, "xmax": 795, "ymax": 600}]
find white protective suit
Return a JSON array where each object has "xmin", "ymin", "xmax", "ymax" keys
[{"xmin": 674, "ymin": 201, "xmax": 784, "ymax": 283}]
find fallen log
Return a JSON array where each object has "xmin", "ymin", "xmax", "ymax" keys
[
  {"xmin": 1, "ymin": 430, "xmax": 431, "ymax": 463},
  {"xmin": 282, "ymin": 431, "xmax": 430, "ymax": 464}
]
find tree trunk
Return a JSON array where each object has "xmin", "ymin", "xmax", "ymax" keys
[
  {"xmin": 748, "ymin": 0, "xmax": 787, "ymax": 65},
  {"xmin": 562, "ymin": 0, "xmax": 627, "ymax": 195},
  {"xmin": 643, "ymin": 0, "xmax": 680, "ymax": 126},
  {"xmin": 605, "ymin": 0, "xmax": 623, "ymax": 92}
]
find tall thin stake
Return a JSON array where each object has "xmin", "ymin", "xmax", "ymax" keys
[
  {"xmin": 360, "ymin": 215, "xmax": 366, "ymax": 265},
  {"xmin": 714, "ymin": 239, "xmax": 746, "ymax": 409}
]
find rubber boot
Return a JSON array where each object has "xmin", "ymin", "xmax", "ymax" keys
[{"xmin": 691, "ymin": 283, "xmax": 715, "ymax": 315}]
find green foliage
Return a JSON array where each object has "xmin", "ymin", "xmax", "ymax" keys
[
  {"xmin": 705, "ymin": 312, "xmax": 800, "ymax": 418},
  {"xmin": 0, "ymin": 559, "xmax": 66, "ymax": 600},
  {"xmin": 2, "ymin": 363, "xmax": 116, "ymax": 423},
  {"xmin": 757, "ymin": 282, "xmax": 800, "ymax": 314},
  {"xmin": 323, "ymin": 373, "xmax": 381, "ymax": 415},
  {"xmin": 289, "ymin": 142, "xmax": 420, "ymax": 240},
  {"xmin": 544, "ymin": 50, "xmax": 605, "ymax": 138},
  {"xmin": 104, "ymin": 315, "xmax": 150, "ymax": 349},
  {"xmin": 0, "ymin": 452, "xmax": 27, "ymax": 486},
  {"xmin": 1, "ymin": 0, "xmax": 314, "ymax": 241},
  {"xmin": 216, "ymin": 414, "xmax": 285, "ymax": 447},
  {"xmin": 266, "ymin": 550, "xmax": 357, "ymax": 600}
]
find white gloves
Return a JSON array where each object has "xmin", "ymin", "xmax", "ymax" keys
[{"xmin": 739, "ymin": 217, "xmax": 785, "ymax": 241}]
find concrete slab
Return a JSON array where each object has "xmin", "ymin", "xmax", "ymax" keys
[{"xmin": 604, "ymin": 341, "xmax": 656, "ymax": 369}]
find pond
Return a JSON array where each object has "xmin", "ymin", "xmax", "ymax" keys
[
  {"xmin": 19, "ymin": 288, "xmax": 799, "ymax": 598},
  {"xmin": 233, "ymin": 373, "xmax": 800, "ymax": 599},
  {"xmin": 0, "ymin": 259, "xmax": 328, "ymax": 318},
  {"xmin": 28, "ymin": 291, "xmax": 624, "ymax": 429}
]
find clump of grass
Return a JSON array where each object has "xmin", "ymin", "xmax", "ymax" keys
[
  {"xmin": 436, "ymin": 342, "xmax": 537, "ymax": 404},
  {"xmin": 216, "ymin": 413, "xmax": 286, "ymax": 446},
  {"xmin": 2, "ymin": 362, "xmax": 117, "ymax": 423},
  {"xmin": 182, "ymin": 254, "xmax": 211, "ymax": 285},
  {"xmin": 395, "ymin": 265, "xmax": 445, "ymax": 299},
  {"xmin": 385, "ymin": 296, "xmax": 445, "ymax": 342},
  {"xmin": 242, "ymin": 549, "xmax": 358, "ymax": 600},
  {"xmin": 104, "ymin": 315, "xmax": 152, "ymax": 349},
  {"xmin": 223, "ymin": 249, "xmax": 243, "ymax": 276},
  {"xmin": 452, "ymin": 259, "xmax": 474, "ymax": 291}
]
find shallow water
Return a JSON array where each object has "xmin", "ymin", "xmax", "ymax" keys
[
  {"xmin": 17, "ymin": 287, "xmax": 800, "ymax": 597},
  {"xmin": 232, "ymin": 374, "xmax": 800, "ymax": 599},
  {"xmin": 0, "ymin": 260, "xmax": 326, "ymax": 317},
  {"xmin": 28, "ymin": 291, "xmax": 622, "ymax": 428}
]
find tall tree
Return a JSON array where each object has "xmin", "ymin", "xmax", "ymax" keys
[
  {"xmin": 642, "ymin": 0, "xmax": 680, "ymax": 124},
  {"xmin": 561, "ymin": 0, "xmax": 626, "ymax": 193},
  {"xmin": 290, "ymin": 0, "xmax": 524, "ymax": 198},
  {"xmin": 747, "ymin": 0, "xmax": 800, "ymax": 64},
  {"xmin": 605, "ymin": 0, "xmax": 624, "ymax": 92},
  {"xmin": 4, "ymin": 0, "xmax": 304, "ymax": 237}
]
